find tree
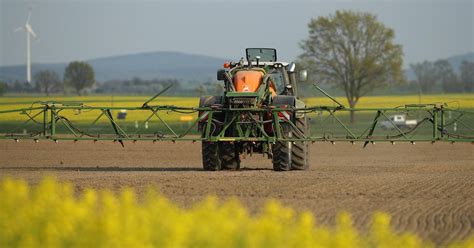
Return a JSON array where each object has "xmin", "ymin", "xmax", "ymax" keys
[
  {"xmin": 64, "ymin": 61, "xmax": 95, "ymax": 95},
  {"xmin": 410, "ymin": 61, "xmax": 437, "ymax": 93},
  {"xmin": 195, "ymin": 84, "xmax": 207, "ymax": 96},
  {"xmin": 0, "ymin": 81, "xmax": 7, "ymax": 96},
  {"xmin": 460, "ymin": 60, "xmax": 474, "ymax": 93},
  {"xmin": 433, "ymin": 60, "xmax": 461, "ymax": 93},
  {"xmin": 34, "ymin": 70, "xmax": 62, "ymax": 96},
  {"xmin": 213, "ymin": 82, "xmax": 224, "ymax": 95},
  {"xmin": 299, "ymin": 10, "xmax": 404, "ymax": 123},
  {"xmin": 10, "ymin": 80, "xmax": 34, "ymax": 93}
]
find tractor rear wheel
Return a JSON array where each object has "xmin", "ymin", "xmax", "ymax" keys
[
  {"xmin": 272, "ymin": 123, "xmax": 292, "ymax": 171},
  {"xmin": 291, "ymin": 116, "xmax": 309, "ymax": 170},
  {"xmin": 219, "ymin": 142, "xmax": 240, "ymax": 170},
  {"xmin": 271, "ymin": 116, "xmax": 309, "ymax": 171},
  {"xmin": 202, "ymin": 141, "xmax": 221, "ymax": 171}
]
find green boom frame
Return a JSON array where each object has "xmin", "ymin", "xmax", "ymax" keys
[{"xmin": 1, "ymin": 85, "xmax": 473, "ymax": 145}]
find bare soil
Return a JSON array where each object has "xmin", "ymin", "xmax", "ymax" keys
[{"xmin": 0, "ymin": 140, "xmax": 473, "ymax": 245}]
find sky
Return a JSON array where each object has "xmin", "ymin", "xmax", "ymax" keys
[{"xmin": 1, "ymin": 0, "xmax": 473, "ymax": 67}]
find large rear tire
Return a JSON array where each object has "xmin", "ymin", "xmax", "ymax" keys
[
  {"xmin": 271, "ymin": 115, "xmax": 309, "ymax": 171},
  {"xmin": 291, "ymin": 116, "xmax": 309, "ymax": 170},
  {"xmin": 199, "ymin": 95, "xmax": 225, "ymax": 171},
  {"xmin": 219, "ymin": 142, "xmax": 240, "ymax": 170},
  {"xmin": 272, "ymin": 123, "xmax": 292, "ymax": 171},
  {"xmin": 202, "ymin": 141, "xmax": 221, "ymax": 171}
]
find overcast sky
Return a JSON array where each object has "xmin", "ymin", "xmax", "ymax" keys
[{"xmin": 1, "ymin": 0, "xmax": 473, "ymax": 67}]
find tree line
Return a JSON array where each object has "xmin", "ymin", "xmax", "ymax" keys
[
  {"xmin": 0, "ymin": 61, "xmax": 183, "ymax": 96},
  {"xmin": 97, "ymin": 77, "xmax": 181, "ymax": 95},
  {"xmin": 410, "ymin": 60, "xmax": 474, "ymax": 94},
  {"xmin": 0, "ymin": 61, "xmax": 95, "ymax": 96}
]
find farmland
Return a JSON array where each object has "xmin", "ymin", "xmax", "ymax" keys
[
  {"xmin": 0, "ymin": 94, "xmax": 473, "ymax": 246},
  {"xmin": 0, "ymin": 140, "xmax": 473, "ymax": 246}
]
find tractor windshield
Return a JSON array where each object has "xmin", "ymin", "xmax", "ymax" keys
[{"xmin": 246, "ymin": 48, "xmax": 277, "ymax": 62}]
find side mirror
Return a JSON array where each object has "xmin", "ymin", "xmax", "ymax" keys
[
  {"xmin": 217, "ymin": 69, "xmax": 226, "ymax": 81},
  {"xmin": 287, "ymin": 62, "xmax": 296, "ymax": 73},
  {"xmin": 299, "ymin": 70, "xmax": 308, "ymax": 82}
]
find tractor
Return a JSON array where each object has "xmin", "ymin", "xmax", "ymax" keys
[
  {"xmin": 198, "ymin": 48, "xmax": 309, "ymax": 171},
  {"xmin": 0, "ymin": 49, "xmax": 472, "ymax": 170}
]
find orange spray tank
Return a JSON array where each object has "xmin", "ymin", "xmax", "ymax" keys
[{"xmin": 232, "ymin": 70, "xmax": 277, "ymax": 96}]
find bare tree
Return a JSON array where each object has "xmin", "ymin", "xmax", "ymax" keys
[
  {"xmin": 410, "ymin": 61, "xmax": 437, "ymax": 93},
  {"xmin": 299, "ymin": 10, "xmax": 404, "ymax": 122},
  {"xmin": 434, "ymin": 60, "xmax": 460, "ymax": 93},
  {"xmin": 195, "ymin": 84, "xmax": 207, "ymax": 96},
  {"xmin": 34, "ymin": 70, "xmax": 62, "ymax": 96},
  {"xmin": 213, "ymin": 83, "xmax": 224, "ymax": 95},
  {"xmin": 460, "ymin": 60, "xmax": 474, "ymax": 93},
  {"xmin": 0, "ymin": 81, "xmax": 7, "ymax": 96}
]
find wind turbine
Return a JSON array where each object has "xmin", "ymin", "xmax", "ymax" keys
[{"xmin": 14, "ymin": 9, "xmax": 38, "ymax": 84}]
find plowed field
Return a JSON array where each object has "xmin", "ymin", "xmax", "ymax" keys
[{"xmin": 0, "ymin": 140, "xmax": 473, "ymax": 245}]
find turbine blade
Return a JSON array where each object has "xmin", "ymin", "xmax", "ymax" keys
[
  {"xmin": 25, "ymin": 23, "xmax": 37, "ymax": 38},
  {"xmin": 26, "ymin": 9, "xmax": 32, "ymax": 24},
  {"xmin": 13, "ymin": 27, "xmax": 24, "ymax": 33},
  {"xmin": 30, "ymin": 29, "xmax": 37, "ymax": 38}
]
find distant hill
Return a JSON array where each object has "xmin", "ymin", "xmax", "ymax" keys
[
  {"xmin": 3, "ymin": 51, "xmax": 473, "ymax": 84},
  {"xmin": 0, "ymin": 62, "xmax": 65, "ymax": 83},
  {"xmin": 0, "ymin": 51, "xmax": 227, "ymax": 83},
  {"xmin": 405, "ymin": 52, "xmax": 474, "ymax": 80}
]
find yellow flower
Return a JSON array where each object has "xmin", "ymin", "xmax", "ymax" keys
[{"xmin": 0, "ymin": 177, "xmax": 471, "ymax": 248}]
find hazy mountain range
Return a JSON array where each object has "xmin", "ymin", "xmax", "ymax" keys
[
  {"xmin": 0, "ymin": 51, "xmax": 227, "ymax": 83},
  {"xmin": 1, "ymin": 51, "xmax": 473, "ymax": 84}
]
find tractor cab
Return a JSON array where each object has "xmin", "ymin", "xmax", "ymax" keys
[{"xmin": 216, "ymin": 48, "xmax": 299, "ymax": 107}]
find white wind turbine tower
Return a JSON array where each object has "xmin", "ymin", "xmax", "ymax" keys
[{"xmin": 14, "ymin": 9, "xmax": 38, "ymax": 84}]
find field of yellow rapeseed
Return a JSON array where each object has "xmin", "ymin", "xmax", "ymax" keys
[
  {"xmin": 1, "ymin": 178, "xmax": 473, "ymax": 247},
  {"xmin": 304, "ymin": 94, "xmax": 474, "ymax": 109},
  {"xmin": 0, "ymin": 96, "xmax": 199, "ymax": 124}
]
